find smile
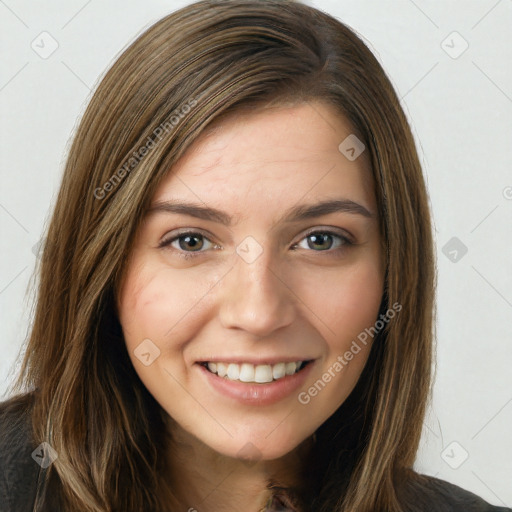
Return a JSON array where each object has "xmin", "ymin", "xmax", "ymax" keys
[
  {"xmin": 202, "ymin": 361, "xmax": 309, "ymax": 383},
  {"xmin": 197, "ymin": 359, "xmax": 315, "ymax": 405},
  {"xmin": 194, "ymin": 358, "xmax": 317, "ymax": 406}
]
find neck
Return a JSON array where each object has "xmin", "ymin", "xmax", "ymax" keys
[{"xmin": 165, "ymin": 420, "xmax": 313, "ymax": 512}]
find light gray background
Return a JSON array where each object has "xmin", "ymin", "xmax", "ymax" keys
[{"xmin": 1, "ymin": 0, "xmax": 511, "ymax": 505}]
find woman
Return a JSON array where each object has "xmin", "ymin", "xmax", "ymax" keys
[{"xmin": 0, "ymin": 1, "xmax": 509, "ymax": 511}]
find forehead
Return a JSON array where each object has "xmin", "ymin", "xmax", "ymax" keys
[{"xmin": 152, "ymin": 102, "xmax": 376, "ymax": 215}]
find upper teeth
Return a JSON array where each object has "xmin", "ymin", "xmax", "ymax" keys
[{"xmin": 206, "ymin": 361, "xmax": 304, "ymax": 383}]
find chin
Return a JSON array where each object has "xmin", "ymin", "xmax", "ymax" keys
[{"xmin": 202, "ymin": 424, "xmax": 312, "ymax": 463}]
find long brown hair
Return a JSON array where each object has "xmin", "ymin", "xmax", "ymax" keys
[{"xmin": 10, "ymin": 1, "xmax": 436, "ymax": 510}]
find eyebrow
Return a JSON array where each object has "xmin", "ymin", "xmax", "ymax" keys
[{"xmin": 147, "ymin": 198, "xmax": 374, "ymax": 226}]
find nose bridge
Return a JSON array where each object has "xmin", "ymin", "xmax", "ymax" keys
[{"xmin": 218, "ymin": 243, "xmax": 295, "ymax": 336}]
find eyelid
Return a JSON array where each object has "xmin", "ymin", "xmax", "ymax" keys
[
  {"xmin": 159, "ymin": 228, "xmax": 216, "ymax": 246},
  {"xmin": 297, "ymin": 226, "xmax": 355, "ymax": 245}
]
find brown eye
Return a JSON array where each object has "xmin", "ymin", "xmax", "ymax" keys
[
  {"xmin": 176, "ymin": 234, "xmax": 205, "ymax": 252},
  {"xmin": 158, "ymin": 230, "xmax": 219, "ymax": 260},
  {"xmin": 306, "ymin": 233, "xmax": 334, "ymax": 251},
  {"xmin": 295, "ymin": 230, "xmax": 351, "ymax": 252}
]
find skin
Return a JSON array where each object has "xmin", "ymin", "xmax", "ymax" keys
[{"xmin": 117, "ymin": 101, "xmax": 385, "ymax": 511}]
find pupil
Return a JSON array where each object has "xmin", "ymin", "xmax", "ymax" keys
[
  {"xmin": 180, "ymin": 235, "xmax": 203, "ymax": 251},
  {"xmin": 309, "ymin": 233, "xmax": 332, "ymax": 250}
]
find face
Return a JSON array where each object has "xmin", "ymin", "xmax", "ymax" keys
[{"xmin": 117, "ymin": 101, "xmax": 385, "ymax": 462}]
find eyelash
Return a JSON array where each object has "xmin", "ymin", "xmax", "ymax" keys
[{"xmin": 158, "ymin": 229, "xmax": 354, "ymax": 260}]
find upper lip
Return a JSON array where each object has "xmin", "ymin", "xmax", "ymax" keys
[{"xmin": 196, "ymin": 357, "xmax": 314, "ymax": 365}]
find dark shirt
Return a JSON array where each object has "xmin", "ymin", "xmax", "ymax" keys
[{"xmin": 1, "ymin": 393, "xmax": 510, "ymax": 512}]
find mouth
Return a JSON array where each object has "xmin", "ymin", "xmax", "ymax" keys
[
  {"xmin": 197, "ymin": 358, "xmax": 316, "ymax": 405},
  {"xmin": 199, "ymin": 360, "xmax": 313, "ymax": 384}
]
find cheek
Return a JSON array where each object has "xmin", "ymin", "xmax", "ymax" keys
[
  {"xmin": 118, "ymin": 263, "xmax": 212, "ymax": 354},
  {"xmin": 295, "ymin": 258, "xmax": 383, "ymax": 408},
  {"xmin": 299, "ymin": 258, "xmax": 384, "ymax": 346},
  {"xmin": 334, "ymin": 263, "xmax": 384, "ymax": 337}
]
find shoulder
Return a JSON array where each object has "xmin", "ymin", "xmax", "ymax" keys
[
  {"xmin": 403, "ymin": 473, "xmax": 512, "ymax": 512},
  {"xmin": 0, "ymin": 392, "xmax": 42, "ymax": 512}
]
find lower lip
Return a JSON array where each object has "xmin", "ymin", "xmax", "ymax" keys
[{"xmin": 197, "ymin": 362, "xmax": 315, "ymax": 406}]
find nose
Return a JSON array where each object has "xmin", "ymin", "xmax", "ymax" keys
[{"xmin": 217, "ymin": 248, "xmax": 296, "ymax": 338}]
